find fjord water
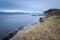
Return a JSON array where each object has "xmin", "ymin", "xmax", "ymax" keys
[{"xmin": 0, "ymin": 13, "xmax": 41, "ymax": 40}]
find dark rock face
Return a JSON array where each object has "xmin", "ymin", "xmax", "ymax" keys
[
  {"xmin": 2, "ymin": 31, "xmax": 17, "ymax": 40},
  {"xmin": 2, "ymin": 26, "xmax": 24, "ymax": 40},
  {"xmin": 39, "ymin": 17, "xmax": 43, "ymax": 22}
]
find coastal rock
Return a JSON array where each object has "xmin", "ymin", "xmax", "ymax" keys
[{"xmin": 2, "ymin": 26, "xmax": 24, "ymax": 40}]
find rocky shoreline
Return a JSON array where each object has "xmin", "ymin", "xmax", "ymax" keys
[
  {"xmin": 2, "ymin": 22, "xmax": 39, "ymax": 40},
  {"xmin": 10, "ymin": 16, "xmax": 60, "ymax": 40},
  {"xmin": 3, "ymin": 22, "xmax": 40, "ymax": 40},
  {"xmin": 3, "ymin": 9, "xmax": 60, "ymax": 40},
  {"xmin": 2, "ymin": 15, "xmax": 44, "ymax": 40},
  {"xmin": 2, "ymin": 26, "xmax": 24, "ymax": 40}
]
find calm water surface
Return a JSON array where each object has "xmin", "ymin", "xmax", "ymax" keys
[{"xmin": 0, "ymin": 14, "xmax": 42, "ymax": 40}]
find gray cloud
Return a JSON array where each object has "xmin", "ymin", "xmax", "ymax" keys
[{"xmin": 0, "ymin": 0, "xmax": 60, "ymax": 13}]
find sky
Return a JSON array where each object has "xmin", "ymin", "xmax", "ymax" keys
[{"xmin": 0, "ymin": 0, "xmax": 60, "ymax": 13}]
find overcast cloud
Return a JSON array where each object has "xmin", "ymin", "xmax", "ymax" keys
[{"xmin": 0, "ymin": 0, "xmax": 60, "ymax": 13}]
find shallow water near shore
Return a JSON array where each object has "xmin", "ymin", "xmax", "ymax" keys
[{"xmin": 0, "ymin": 13, "xmax": 42, "ymax": 40}]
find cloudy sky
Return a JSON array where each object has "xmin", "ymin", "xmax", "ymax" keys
[{"xmin": 0, "ymin": 0, "xmax": 60, "ymax": 13}]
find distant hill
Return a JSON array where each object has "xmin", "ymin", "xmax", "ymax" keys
[{"xmin": 0, "ymin": 12, "xmax": 40, "ymax": 14}]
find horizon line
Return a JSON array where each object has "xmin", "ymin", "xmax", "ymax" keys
[{"xmin": 0, "ymin": 10, "xmax": 41, "ymax": 13}]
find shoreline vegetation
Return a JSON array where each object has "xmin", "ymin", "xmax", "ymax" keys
[{"xmin": 3, "ymin": 9, "xmax": 60, "ymax": 40}]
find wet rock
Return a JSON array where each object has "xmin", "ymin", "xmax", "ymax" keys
[{"xmin": 2, "ymin": 26, "xmax": 24, "ymax": 40}]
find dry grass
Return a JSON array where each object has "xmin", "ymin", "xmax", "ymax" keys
[{"xmin": 10, "ymin": 16, "xmax": 60, "ymax": 40}]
